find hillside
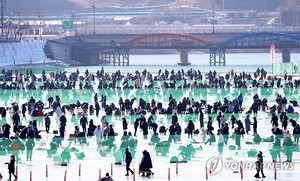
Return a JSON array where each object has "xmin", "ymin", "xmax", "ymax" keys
[
  {"xmin": 6, "ymin": 0, "xmax": 300, "ymax": 13},
  {"xmin": 0, "ymin": 41, "xmax": 46, "ymax": 66}
]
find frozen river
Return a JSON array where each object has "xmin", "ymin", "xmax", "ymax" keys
[{"xmin": 0, "ymin": 68, "xmax": 299, "ymax": 181}]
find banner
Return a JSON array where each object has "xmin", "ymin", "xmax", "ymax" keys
[{"xmin": 270, "ymin": 45, "xmax": 275, "ymax": 64}]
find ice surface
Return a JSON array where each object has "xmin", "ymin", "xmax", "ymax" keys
[
  {"xmin": 0, "ymin": 62, "xmax": 299, "ymax": 180},
  {"xmin": 0, "ymin": 92, "xmax": 299, "ymax": 181}
]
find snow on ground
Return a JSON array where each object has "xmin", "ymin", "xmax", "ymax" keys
[
  {"xmin": 0, "ymin": 117, "xmax": 300, "ymax": 181},
  {"xmin": 0, "ymin": 41, "xmax": 47, "ymax": 66}
]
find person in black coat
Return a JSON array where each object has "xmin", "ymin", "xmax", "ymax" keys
[
  {"xmin": 199, "ymin": 109, "xmax": 204, "ymax": 129},
  {"xmin": 207, "ymin": 117, "xmax": 213, "ymax": 133},
  {"xmin": 187, "ymin": 120, "xmax": 195, "ymax": 139},
  {"xmin": 254, "ymin": 151, "xmax": 266, "ymax": 178},
  {"xmin": 21, "ymin": 104, "xmax": 27, "ymax": 117},
  {"xmin": 59, "ymin": 114, "xmax": 67, "ymax": 138},
  {"xmin": 139, "ymin": 115, "xmax": 146, "ymax": 129},
  {"xmin": 12, "ymin": 112, "xmax": 20, "ymax": 128},
  {"xmin": 236, "ymin": 120, "xmax": 244, "ymax": 131},
  {"xmin": 142, "ymin": 121, "xmax": 148, "ymax": 139},
  {"xmin": 221, "ymin": 123, "xmax": 229, "ymax": 144},
  {"xmin": 125, "ymin": 148, "xmax": 134, "ymax": 176},
  {"xmin": 80, "ymin": 115, "xmax": 88, "ymax": 133},
  {"xmin": 171, "ymin": 113, "xmax": 178, "ymax": 125},
  {"xmin": 122, "ymin": 118, "xmax": 128, "ymax": 131},
  {"xmin": 230, "ymin": 115, "xmax": 237, "ymax": 129},
  {"xmin": 216, "ymin": 112, "xmax": 222, "ymax": 128},
  {"xmin": 234, "ymin": 127, "xmax": 243, "ymax": 150},
  {"xmin": 3, "ymin": 124, "xmax": 10, "ymax": 139},
  {"xmin": 133, "ymin": 118, "xmax": 139, "ymax": 136},
  {"xmin": 19, "ymin": 127, "xmax": 28, "ymax": 140},
  {"xmin": 5, "ymin": 155, "xmax": 17, "ymax": 180},
  {"xmin": 293, "ymin": 124, "xmax": 300, "ymax": 144},
  {"xmin": 280, "ymin": 112, "xmax": 288, "ymax": 131},
  {"xmin": 252, "ymin": 117, "xmax": 258, "ymax": 135},
  {"xmin": 45, "ymin": 115, "xmax": 51, "ymax": 133},
  {"xmin": 168, "ymin": 124, "xmax": 177, "ymax": 143},
  {"xmin": 107, "ymin": 125, "xmax": 115, "ymax": 143},
  {"xmin": 271, "ymin": 113, "xmax": 278, "ymax": 127},
  {"xmin": 150, "ymin": 122, "xmax": 158, "ymax": 134},
  {"xmin": 87, "ymin": 119, "xmax": 96, "ymax": 136},
  {"xmin": 139, "ymin": 150, "xmax": 154, "ymax": 177},
  {"xmin": 251, "ymin": 100, "xmax": 259, "ymax": 116},
  {"xmin": 95, "ymin": 102, "xmax": 100, "ymax": 116},
  {"xmin": 60, "ymin": 113, "xmax": 67, "ymax": 126}
]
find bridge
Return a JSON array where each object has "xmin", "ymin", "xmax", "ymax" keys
[{"xmin": 47, "ymin": 32, "xmax": 300, "ymax": 66}]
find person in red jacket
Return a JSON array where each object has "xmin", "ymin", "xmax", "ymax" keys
[{"xmin": 37, "ymin": 108, "xmax": 44, "ymax": 117}]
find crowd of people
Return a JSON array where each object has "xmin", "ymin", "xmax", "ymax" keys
[
  {"xmin": 1, "ymin": 67, "xmax": 300, "ymax": 90},
  {"xmin": 0, "ymin": 67, "xmax": 299, "ymax": 180}
]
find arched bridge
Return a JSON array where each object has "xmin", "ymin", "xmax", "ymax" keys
[
  {"xmin": 216, "ymin": 32, "xmax": 300, "ymax": 65},
  {"xmin": 125, "ymin": 33, "xmax": 213, "ymax": 49},
  {"xmin": 124, "ymin": 33, "xmax": 213, "ymax": 65},
  {"xmin": 221, "ymin": 32, "xmax": 300, "ymax": 49},
  {"xmin": 48, "ymin": 32, "xmax": 300, "ymax": 66}
]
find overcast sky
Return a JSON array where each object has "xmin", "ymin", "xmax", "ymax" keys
[
  {"xmin": 4, "ymin": 0, "xmax": 300, "ymax": 14},
  {"xmin": 6, "ymin": 0, "xmax": 81, "ymax": 11}
]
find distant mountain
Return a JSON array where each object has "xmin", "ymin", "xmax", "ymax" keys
[
  {"xmin": 5, "ymin": 0, "xmax": 300, "ymax": 14},
  {"xmin": 212, "ymin": 0, "xmax": 300, "ymax": 11},
  {"xmin": 6, "ymin": 0, "xmax": 80, "ymax": 10}
]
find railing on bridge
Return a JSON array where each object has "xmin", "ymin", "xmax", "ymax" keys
[{"xmin": 74, "ymin": 25, "xmax": 300, "ymax": 35}]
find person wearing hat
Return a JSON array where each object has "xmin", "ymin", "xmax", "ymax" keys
[
  {"xmin": 101, "ymin": 172, "xmax": 114, "ymax": 181},
  {"xmin": 254, "ymin": 151, "xmax": 266, "ymax": 178},
  {"xmin": 5, "ymin": 155, "xmax": 17, "ymax": 180},
  {"xmin": 45, "ymin": 114, "xmax": 51, "ymax": 134},
  {"xmin": 245, "ymin": 114, "xmax": 251, "ymax": 135},
  {"xmin": 139, "ymin": 150, "xmax": 154, "ymax": 177},
  {"xmin": 125, "ymin": 148, "xmax": 134, "ymax": 176}
]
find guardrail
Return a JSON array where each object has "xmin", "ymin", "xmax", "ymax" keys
[
  {"xmin": 74, "ymin": 25, "xmax": 300, "ymax": 35},
  {"xmin": 2, "ymin": 25, "xmax": 300, "ymax": 42}
]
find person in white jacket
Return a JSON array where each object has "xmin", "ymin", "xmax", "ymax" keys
[
  {"xmin": 201, "ymin": 128, "xmax": 207, "ymax": 143},
  {"xmin": 94, "ymin": 125, "xmax": 103, "ymax": 143},
  {"xmin": 217, "ymin": 130, "xmax": 224, "ymax": 155},
  {"xmin": 56, "ymin": 106, "xmax": 62, "ymax": 117}
]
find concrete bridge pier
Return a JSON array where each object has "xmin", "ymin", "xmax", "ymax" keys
[
  {"xmin": 90, "ymin": 52, "xmax": 100, "ymax": 65},
  {"xmin": 281, "ymin": 49, "xmax": 291, "ymax": 63},
  {"xmin": 177, "ymin": 50, "xmax": 191, "ymax": 66}
]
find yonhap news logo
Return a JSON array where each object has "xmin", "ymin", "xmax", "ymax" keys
[
  {"xmin": 206, "ymin": 157, "xmax": 294, "ymax": 175},
  {"xmin": 206, "ymin": 157, "xmax": 223, "ymax": 175}
]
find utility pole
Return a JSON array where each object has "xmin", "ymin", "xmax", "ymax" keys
[
  {"xmin": 17, "ymin": 11, "xmax": 20, "ymax": 29},
  {"xmin": 16, "ymin": 11, "xmax": 20, "ymax": 38},
  {"xmin": 212, "ymin": 4, "xmax": 215, "ymax": 34},
  {"xmin": 92, "ymin": 5, "xmax": 95, "ymax": 35},
  {"xmin": 1, "ymin": 0, "xmax": 5, "ymax": 39},
  {"xmin": 71, "ymin": 13, "xmax": 75, "ymax": 35},
  {"xmin": 38, "ymin": 13, "xmax": 42, "ymax": 40},
  {"xmin": 12, "ymin": 11, "xmax": 20, "ymax": 41}
]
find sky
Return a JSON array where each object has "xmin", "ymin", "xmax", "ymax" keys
[{"xmin": 5, "ymin": 0, "xmax": 300, "ymax": 13}]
